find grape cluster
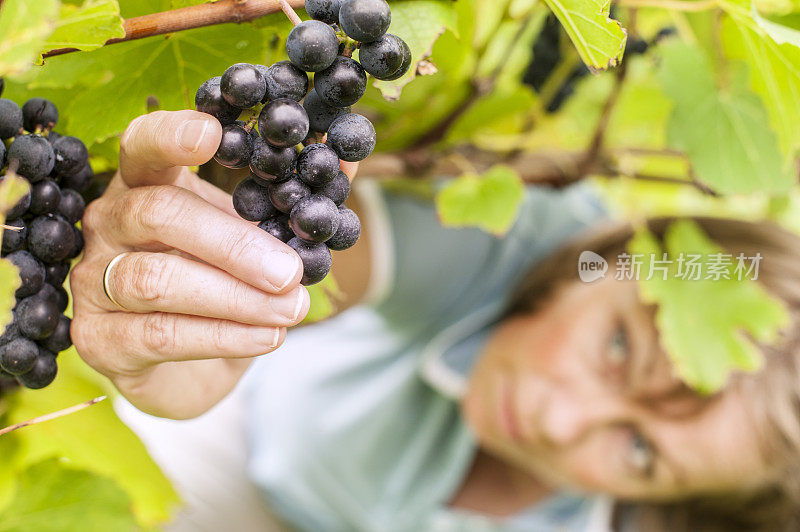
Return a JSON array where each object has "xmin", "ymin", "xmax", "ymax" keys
[
  {"xmin": 0, "ymin": 90, "xmax": 93, "ymax": 391},
  {"xmin": 196, "ymin": 0, "xmax": 409, "ymax": 285}
]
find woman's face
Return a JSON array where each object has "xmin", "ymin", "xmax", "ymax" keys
[{"xmin": 462, "ymin": 276, "xmax": 772, "ymax": 501}]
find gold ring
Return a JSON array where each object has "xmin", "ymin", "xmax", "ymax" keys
[{"xmin": 102, "ymin": 252, "xmax": 130, "ymax": 311}]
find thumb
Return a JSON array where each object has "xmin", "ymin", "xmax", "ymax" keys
[{"xmin": 119, "ymin": 110, "xmax": 222, "ymax": 188}]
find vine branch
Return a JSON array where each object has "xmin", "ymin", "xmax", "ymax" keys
[
  {"xmin": 42, "ymin": 0, "xmax": 306, "ymax": 59},
  {"xmin": 0, "ymin": 396, "xmax": 106, "ymax": 437}
]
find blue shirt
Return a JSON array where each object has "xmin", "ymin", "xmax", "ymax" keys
[{"xmin": 244, "ymin": 182, "xmax": 609, "ymax": 531}]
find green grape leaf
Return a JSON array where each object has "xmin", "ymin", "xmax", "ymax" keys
[
  {"xmin": 27, "ymin": 22, "xmax": 269, "ymax": 146},
  {"xmin": 371, "ymin": 0, "xmax": 458, "ymax": 100},
  {"xmin": 0, "ymin": 459, "xmax": 137, "ymax": 532},
  {"xmin": 722, "ymin": 2, "xmax": 800, "ymax": 156},
  {"xmin": 0, "ymin": 349, "xmax": 179, "ymax": 528},
  {"xmin": 0, "ymin": 0, "xmax": 60, "ymax": 77},
  {"xmin": 435, "ymin": 165, "xmax": 525, "ymax": 235},
  {"xmin": 43, "ymin": 0, "xmax": 126, "ymax": 54},
  {"xmin": 303, "ymin": 275, "xmax": 342, "ymax": 324},
  {"xmin": 658, "ymin": 41, "xmax": 793, "ymax": 194},
  {"xmin": 542, "ymin": 0, "xmax": 627, "ymax": 71},
  {"xmin": 630, "ymin": 220, "xmax": 790, "ymax": 394},
  {"xmin": 0, "ymin": 174, "xmax": 29, "ymax": 335}
]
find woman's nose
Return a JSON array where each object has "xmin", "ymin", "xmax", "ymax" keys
[{"xmin": 540, "ymin": 387, "xmax": 617, "ymax": 446}]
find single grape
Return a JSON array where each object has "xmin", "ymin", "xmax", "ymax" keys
[
  {"xmin": 35, "ymin": 283, "xmax": 60, "ymax": 310},
  {"xmin": 258, "ymin": 98, "xmax": 309, "ymax": 149},
  {"xmin": 29, "ymin": 178, "xmax": 62, "ymax": 215},
  {"xmin": 5, "ymin": 188, "xmax": 30, "ymax": 219},
  {"xmin": 195, "ymin": 77, "xmax": 241, "ymax": 125},
  {"xmin": 0, "ymin": 99, "xmax": 23, "ymax": 139},
  {"xmin": 7, "ymin": 134, "xmax": 55, "ymax": 181},
  {"xmin": 232, "ymin": 177, "xmax": 279, "ymax": 222},
  {"xmin": 16, "ymin": 295, "xmax": 59, "ymax": 340},
  {"xmin": 7, "ymin": 251, "xmax": 44, "ymax": 299},
  {"xmin": 315, "ymin": 170, "xmax": 350, "ymax": 205},
  {"xmin": 16, "ymin": 348, "xmax": 57, "ymax": 389},
  {"xmin": 22, "ymin": 98, "xmax": 58, "ymax": 132},
  {"xmin": 44, "ymin": 262, "xmax": 70, "ymax": 287},
  {"xmin": 286, "ymin": 20, "xmax": 340, "ymax": 72},
  {"xmin": 54, "ymin": 286, "xmax": 68, "ymax": 313},
  {"xmin": 314, "ymin": 57, "xmax": 367, "ymax": 108},
  {"xmin": 326, "ymin": 206, "xmax": 361, "ymax": 250},
  {"xmin": 258, "ymin": 216, "xmax": 294, "ymax": 243},
  {"xmin": 290, "ymin": 194, "xmax": 340, "ymax": 243},
  {"xmin": 0, "ymin": 313, "xmax": 19, "ymax": 345},
  {"xmin": 47, "ymin": 131, "xmax": 62, "ymax": 144},
  {"xmin": 57, "ymin": 189, "xmax": 86, "ymax": 225},
  {"xmin": 58, "ymin": 162, "xmax": 93, "ymax": 193},
  {"xmin": 214, "ymin": 123, "xmax": 253, "ymax": 169},
  {"xmin": 287, "ymin": 237, "xmax": 332, "ymax": 286},
  {"xmin": 253, "ymin": 65, "xmax": 271, "ymax": 103},
  {"xmin": 303, "ymin": 89, "xmax": 349, "ymax": 133},
  {"xmin": 359, "ymin": 34, "xmax": 411, "ymax": 80},
  {"xmin": 381, "ymin": 42, "xmax": 412, "ymax": 81},
  {"xmin": 250, "ymin": 137, "xmax": 298, "ymax": 181},
  {"xmin": 268, "ymin": 176, "xmax": 311, "ymax": 213},
  {"xmin": 41, "ymin": 315, "xmax": 71, "ymax": 353},
  {"xmin": 1, "ymin": 219, "xmax": 27, "ymax": 254},
  {"xmin": 0, "ymin": 337, "xmax": 38, "ymax": 375},
  {"xmin": 339, "ymin": 0, "xmax": 391, "ymax": 43},
  {"xmin": 306, "ymin": 0, "xmax": 343, "ymax": 24},
  {"xmin": 296, "ymin": 143, "xmax": 340, "ymax": 187},
  {"xmin": 52, "ymin": 136, "xmax": 89, "ymax": 176},
  {"xmin": 66, "ymin": 225, "xmax": 84, "ymax": 259},
  {"xmin": 326, "ymin": 113, "xmax": 376, "ymax": 162},
  {"xmin": 27, "ymin": 215, "xmax": 75, "ymax": 263},
  {"xmin": 265, "ymin": 61, "xmax": 309, "ymax": 102},
  {"xmin": 221, "ymin": 63, "xmax": 267, "ymax": 109}
]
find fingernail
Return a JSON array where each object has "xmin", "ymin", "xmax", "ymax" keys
[
  {"xmin": 256, "ymin": 327, "xmax": 281, "ymax": 350},
  {"xmin": 177, "ymin": 119, "xmax": 211, "ymax": 153},
  {"xmin": 272, "ymin": 288, "xmax": 307, "ymax": 321},
  {"xmin": 264, "ymin": 250, "xmax": 302, "ymax": 291}
]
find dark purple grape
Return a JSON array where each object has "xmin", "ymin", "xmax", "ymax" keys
[
  {"xmin": 22, "ymin": 98, "xmax": 58, "ymax": 132},
  {"xmin": 54, "ymin": 285, "xmax": 68, "ymax": 313},
  {"xmin": 66, "ymin": 225, "xmax": 83, "ymax": 259},
  {"xmin": 7, "ymin": 134, "xmax": 55, "ymax": 181},
  {"xmin": 29, "ymin": 178, "xmax": 61, "ymax": 215},
  {"xmin": 326, "ymin": 206, "xmax": 361, "ymax": 250},
  {"xmin": 268, "ymin": 176, "xmax": 311, "ymax": 213},
  {"xmin": 286, "ymin": 20, "xmax": 340, "ymax": 72},
  {"xmin": 57, "ymin": 189, "xmax": 86, "ymax": 225},
  {"xmin": 258, "ymin": 216, "xmax": 294, "ymax": 243},
  {"xmin": 0, "ymin": 313, "xmax": 19, "ymax": 345},
  {"xmin": 359, "ymin": 34, "xmax": 411, "ymax": 80},
  {"xmin": 214, "ymin": 123, "xmax": 253, "ymax": 169},
  {"xmin": 195, "ymin": 77, "xmax": 241, "ymax": 125},
  {"xmin": 0, "ymin": 337, "xmax": 38, "ymax": 375},
  {"xmin": 265, "ymin": 61, "xmax": 309, "ymax": 102},
  {"xmin": 303, "ymin": 89, "xmax": 349, "ymax": 133},
  {"xmin": 315, "ymin": 170, "xmax": 350, "ymax": 205},
  {"xmin": 35, "ymin": 283, "xmax": 60, "ymax": 310},
  {"xmin": 58, "ymin": 162, "xmax": 93, "ymax": 193},
  {"xmin": 250, "ymin": 137, "xmax": 298, "ymax": 181},
  {"xmin": 16, "ymin": 295, "xmax": 59, "ymax": 340},
  {"xmin": 232, "ymin": 177, "xmax": 279, "ymax": 222},
  {"xmin": 7, "ymin": 250, "xmax": 44, "ymax": 298},
  {"xmin": 296, "ymin": 143, "xmax": 340, "ymax": 187},
  {"xmin": 16, "ymin": 348, "xmax": 57, "ymax": 389},
  {"xmin": 26, "ymin": 215, "xmax": 75, "ymax": 263},
  {"xmin": 306, "ymin": 0, "xmax": 343, "ymax": 24},
  {"xmin": 287, "ymin": 237, "xmax": 332, "ymax": 285},
  {"xmin": 52, "ymin": 136, "xmax": 89, "ymax": 176},
  {"xmin": 258, "ymin": 99, "xmax": 309, "ymax": 149},
  {"xmin": 290, "ymin": 194, "xmax": 340, "ymax": 243},
  {"xmin": 2, "ymin": 218, "xmax": 26, "ymax": 254},
  {"xmin": 314, "ymin": 57, "xmax": 367, "ymax": 107},
  {"xmin": 41, "ymin": 315, "xmax": 71, "ymax": 353},
  {"xmin": 44, "ymin": 262, "xmax": 70, "ymax": 287},
  {"xmin": 0, "ymin": 99, "xmax": 22, "ymax": 139},
  {"xmin": 326, "ymin": 113, "xmax": 376, "ymax": 162},
  {"xmin": 339, "ymin": 0, "xmax": 391, "ymax": 43},
  {"xmin": 221, "ymin": 63, "xmax": 267, "ymax": 109}
]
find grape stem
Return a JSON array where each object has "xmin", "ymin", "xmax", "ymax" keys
[
  {"xmin": 43, "ymin": 0, "xmax": 307, "ymax": 58},
  {"xmin": 279, "ymin": 0, "xmax": 303, "ymax": 26},
  {"xmin": 0, "ymin": 396, "xmax": 107, "ymax": 437},
  {"xmin": 0, "ymin": 224, "xmax": 23, "ymax": 232}
]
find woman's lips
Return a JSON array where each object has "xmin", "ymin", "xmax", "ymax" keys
[{"xmin": 497, "ymin": 373, "xmax": 524, "ymax": 443}]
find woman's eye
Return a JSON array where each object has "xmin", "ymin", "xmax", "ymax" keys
[
  {"xmin": 607, "ymin": 327, "xmax": 629, "ymax": 367},
  {"xmin": 629, "ymin": 431, "xmax": 655, "ymax": 478}
]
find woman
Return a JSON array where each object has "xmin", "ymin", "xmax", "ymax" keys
[{"xmin": 72, "ymin": 110, "xmax": 800, "ymax": 531}]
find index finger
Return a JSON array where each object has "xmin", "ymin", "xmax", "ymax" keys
[{"xmin": 101, "ymin": 185, "xmax": 303, "ymax": 293}]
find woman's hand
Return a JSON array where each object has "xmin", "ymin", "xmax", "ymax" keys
[{"xmin": 71, "ymin": 110, "xmax": 316, "ymax": 419}]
